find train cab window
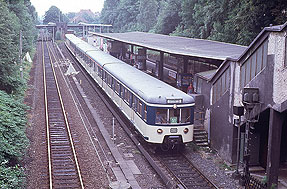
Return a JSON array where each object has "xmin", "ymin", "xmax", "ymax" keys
[
  {"xmin": 181, "ymin": 108, "xmax": 191, "ymax": 123},
  {"xmin": 155, "ymin": 108, "xmax": 191, "ymax": 124},
  {"xmin": 169, "ymin": 109, "xmax": 180, "ymax": 124},
  {"xmin": 155, "ymin": 109, "xmax": 167, "ymax": 124}
]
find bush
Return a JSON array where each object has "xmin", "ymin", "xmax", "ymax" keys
[
  {"xmin": 0, "ymin": 90, "xmax": 29, "ymax": 188},
  {"xmin": 0, "ymin": 161, "xmax": 25, "ymax": 189}
]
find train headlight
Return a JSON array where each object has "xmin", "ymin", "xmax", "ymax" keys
[
  {"xmin": 157, "ymin": 129, "xmax": 163, "ymax": 134},
  {"xmin": 183, "ymin": 128, "xmax": 189, "ymax": 134}
]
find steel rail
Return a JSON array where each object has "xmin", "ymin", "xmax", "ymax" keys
[
  {"xmin": 41, "ymin": 33, "xmax": 53, "ymax": 189},
  {"xmin": 47, "ymin": 41, "xmax": 112, "ymax": 183},
  {"xmin": 42, "ymin": 34, "xmax": 84, "ymax": 188},
  {"xmin": 159, "ymin": 152, "xmax": 219, "ymax": 189},
  {"xmin": 46, "ymin": 42, "xmax": 85, "ymax": 189}
]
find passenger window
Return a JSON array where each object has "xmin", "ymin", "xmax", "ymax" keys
[
  {"xmin": 132, "ymin": 95, "xmax": 137, "ymax": 110},
  {"xmin": 137, "ymin": 101, "xmax": 142, "ymax": 117},
  {"xmin": 144, "ymin": 105, "xmax": 147, "ymax": 121},
  {"xmin": 115, "ymin": 81, "xmax": 120, "ymax": 94},
  {"xmin": 155, "ymin": 109, "xmax": 167, "ymax": 124},
  {"xmin": 98, "ymin": 68, "xmax": 102, "ymax": 78}
]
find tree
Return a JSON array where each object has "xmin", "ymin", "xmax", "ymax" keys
[
  {"xmin": 136, "ymin": 0, "xmax": 158, "ymax": 32},
  {"xmin": 114, "ymin": 0, "xmax": 140, "ymax": 32},
  {"xmin": 0, "ymin": 0, "xmax": 22, "ymax": 93},
  {"xmin": 8, "ymin": 0, "xmax": 37, "ymax": 54},
  {"xmin": 153, "ymin": 0, "xmax": 182, "ymax": 35},
  {"xmin": 100, "ymin": 0, "xmax": 120, "ymax": 26},
  {"xmin": 43, "ymin": 6, "xmax": 65, "ymax": 24}
]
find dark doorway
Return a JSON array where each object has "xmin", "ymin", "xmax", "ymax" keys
[
  {"xmin": 252, "ymin": 109, "xmax": 270, "ymax": 168},
  {"xmin": 280, "ymin": 112, "xmax": 287, "ymax": 164}
]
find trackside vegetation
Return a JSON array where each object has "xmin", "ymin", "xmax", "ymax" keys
[
  {"xmin": 0, "ymin": 0, "xmax": 37, "ymax": 188},
  {"xmin": 100, "ymin": 0, "xmax": 287, "ymax": 46}
]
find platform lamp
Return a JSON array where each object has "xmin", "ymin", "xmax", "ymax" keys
[
  {"xmin": 233, "ymin": 105, "xmax": 244, "ymax": 178},
  {"xmin": 241, "ymin": 87, "xmax": 260, "ymax": 186}
]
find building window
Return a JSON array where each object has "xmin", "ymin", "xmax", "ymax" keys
[
  {"xmin": 212, "ymin": 67, "xmax": 230, "ymax": 104},
  {"xmin": 240, "ymin": 40, "xmax": 268, "ymax": 88}
]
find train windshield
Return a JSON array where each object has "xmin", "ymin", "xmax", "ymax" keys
[{"xmin": 155, "ymin": 108, "xmax": 191, "ymax": 125}]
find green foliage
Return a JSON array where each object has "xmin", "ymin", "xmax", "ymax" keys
[
  {"xmin": 0, "ymin": 1, "xmax": 35, "ymax": 188},
  {"xmin": 114, "ymin": 0, "xmax": 140, "ymax": 32},
  {"xmin": 0, "ymin": 90, "xmax": 29, "ymax": 188},
  {"xmin": 8, "ymin": 0, "xmax": 37, "ymax": 54},
  {"xmin": 0, "ymin": 0, "xmax": 36, "ymax": 94},
  {"xmin": 153, "ymin": 0, "xmax": 182, "ymax": 35},
  {"xmin": 101, "ymin": 0, "xmax": 120, "ymax": 26},
  {"xmin": 0, "ymin": 1, "xmax": 22, "ymax": 94},
  {"xmin": 0, "ymin": 90, "xmax": 29, "ymax": 163},
  {"xmin": 102, "ymin": 0, "xmax": 287, "ymax": 45},
  {"xmin": 136, "ymin": 0, "xmax": 158, "ymax": 32},
  {"xmin": 0, "ymin": 162, "xmax": 25, "ymax": 189},
  {"xmin": 43, "ymin": 6, "xmax": 67, "ymax": 24}
]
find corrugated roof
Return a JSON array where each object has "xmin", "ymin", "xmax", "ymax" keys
[
  {"xmin": 195, "ymin": 69, "xmax": 217, "ymax": 80},
  {"xmin": 90, "ymin": 31, "xmax": 247, "ymax": 61}
]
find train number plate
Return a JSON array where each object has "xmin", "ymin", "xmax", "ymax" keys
[{"xmin": 170, "ymin": 128, "xmax": 178, "ymax": 133}]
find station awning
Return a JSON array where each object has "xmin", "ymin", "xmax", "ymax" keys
[{"xmin": 89, "ymin": 31, "xmax": 247, "ymax": 62}]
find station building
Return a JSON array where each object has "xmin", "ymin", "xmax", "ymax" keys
[{"xmin": 194, "ymin": 22, "xmax": 287, "ymax": 187}]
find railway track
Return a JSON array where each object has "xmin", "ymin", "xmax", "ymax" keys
[
  {"xmin": 61, "ymin": 40, "xmax": 220, "ymax": 189},
  {"xmin": 41, "ymin": 35, "xmax": 84, "ymax": 189},
  {"xmin": 158, "ymin": 152, "xmax": 218, "ymax": 189}
]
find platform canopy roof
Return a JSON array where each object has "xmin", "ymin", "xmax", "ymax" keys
[{"xmin": 89, "ymin": 31, "xmax": 247, "ymax": 62}]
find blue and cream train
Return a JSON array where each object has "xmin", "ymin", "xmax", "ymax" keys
[{"xmin": 65, "ymin": 34, "xmax": 195, "ymax": 147}]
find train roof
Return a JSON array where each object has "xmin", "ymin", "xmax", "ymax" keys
[
  {"xmin": 66, "ymin": 34, "xmax": 194, "ymax": 105},
  {"xmin": 86, "ymin": 50, "xmax": 124, "ymax": 67},
  {"xmin": 66, "ymin": 34, "xmax": 96, "ymax": 52},
  {"xmin": 105, "ymin": 63, "xmax": 194, "ymax": 105}
]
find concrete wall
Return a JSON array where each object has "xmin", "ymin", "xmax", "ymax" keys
[
  {"xmin": 209, "ymin": 63, "xmax": 236, "ymax": 163},
  {"xmin": 210, "ymin": 90, "xmax": 235, "ymax": 163},
  {"xmin": 268, "ymin": 32, "xmax": 287, "ymax": 106}
]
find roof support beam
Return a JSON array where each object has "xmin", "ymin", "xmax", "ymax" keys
[
  {"xmin": 267, "ymin": 108, "xmax": 283, "ymax": 188},
  {"xmin": 183, "ymin": 57, "xmax": 188, "ymax": 73},
  {"xmin": 158, "ymin": 52, "xmax": 164, "ymax": 80}
]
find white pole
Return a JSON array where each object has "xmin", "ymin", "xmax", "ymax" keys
[{"xmin": 112, "ymin": 117, "xmax": 115, "ymax": 142}]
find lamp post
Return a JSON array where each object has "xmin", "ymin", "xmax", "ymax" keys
[{"xmin": 241, "ymin": 88, "xmax": 260, "ymax": 187}]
